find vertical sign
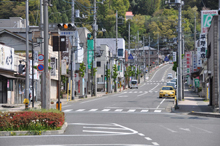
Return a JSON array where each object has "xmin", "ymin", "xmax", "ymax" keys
[
  {"xmin": 200, "ymin": 33, "xmax": 207, "ymax": 59},
  {"xmin": 201, "ymin": 10, "xmax": 218, "ymax": 34},
  {"xmin": 183, "ymin": 58, "xmax": 187, "ymax": 75},
  {"xmin": 197, "ymin": 47, "xmax": 202, "ymax": 68},
  {"xmin": 61, "ymin": 60, "xmax": 66, "ymax": 75},
  {"xmin": 87, "ymin": 39, "xmax": 94, "ymax": 69},
  {"xmin": 173, "ymin": 52, "xmax": 176, "ymax": 62},
  {"xmin": 51, "ymin": 57, "xmax": 56, "ymax": 76},
  {"xmin": 193, "ymin": 54, "xmax": 197, "ymax": 72},
  {"xmin": 34, "ymin": 51, "xmax": 38, "ymax": 62},
  {"xmin": 185, "ymin": 52, "xmax": 191, "ymax": 75}
]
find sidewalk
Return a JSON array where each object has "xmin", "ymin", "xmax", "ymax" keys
[{"xmin": 172, "ymin": 84, "xmax": 220, "ymax": 118}]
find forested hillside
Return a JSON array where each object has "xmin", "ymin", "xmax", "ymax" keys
[{"xmin": 0, "ymin": 0, "xmax": 218, "ymax": 51}]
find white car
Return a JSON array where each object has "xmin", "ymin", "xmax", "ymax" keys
[
  {"xmin": 166, "ymin": 82, "xmax": 176, "ymax": 90},
  {"xmin": 130, "ymin": 80, "xmax": 138, "ymax": 89},
  {"xmin": 167, "ymin": 73, "xmax": 173, "ymax": 79}
]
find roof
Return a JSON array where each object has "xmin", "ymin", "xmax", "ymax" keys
[
  {"xmin": 126, "ymin": 11, "xmax": 134, "ymax": 16},
  {"xmin": 129, "ymin": 46, "xmax": 156, "ymax": 51}
]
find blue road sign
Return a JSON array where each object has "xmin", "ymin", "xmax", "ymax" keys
[
  {"xmin": 37, "ymin": 64, "xmax": 44, "ymax": 72},
  {"xmin": 128, "ymin": 54, "xmax": 133, "ymax": 59}
]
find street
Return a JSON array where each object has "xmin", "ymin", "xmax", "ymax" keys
[{"xmin": 1, "ymin": 64, "xmax": 220, "ymax": 146}]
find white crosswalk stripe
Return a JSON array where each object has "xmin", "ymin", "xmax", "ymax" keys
[
  {"xmin": 63, "ymin": 109, "xmax": 73, "ymax": 112},
  {"xmin": 134, "ymin": 91, "xmax": 137, "ymax": 93},
  {"xmin": 141, "ymin": 110, "xmax": 149, "ymax": 112},
  {"xmin": 89, "ymin": 109, "xmax": 98, "ymax": 111},
  {"xmin": 139, "ymin": 91, "xmax": 143, "ymax": 93},
  {"xmin": 115, "ymin": 109, "xmax": 123, "ymax": 112},
  {"xmin": 76, "ymin": 109, "xmax": 85, "ymax": 112},
  {"xmin": 127, "ymin": 109, "xmax": 136, "ymax": 112},
  {"xmin": 154, "ymin": 110, "xmax": 161, "ymax": 113},
  {"xmin": 102, "ymin": 109, "xmax": 110, "ymax": 112}
]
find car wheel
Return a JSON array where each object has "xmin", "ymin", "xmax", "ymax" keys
[{"xmin": 159, "ymin": 96, "xmax": 162, "ymax": 98}]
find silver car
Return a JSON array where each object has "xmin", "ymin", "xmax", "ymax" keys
[
  {"xmin": 167, "ymin": 73, "xmax": 173, "ymax": 79},
  {"xmin": 130, "ymin": 80, "xmax": 138, "ymax": 89}
]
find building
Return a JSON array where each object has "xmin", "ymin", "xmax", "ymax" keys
[
  {"xmin": 206, "ymin": 15, "xmax": 219, "ymax": 109},
  {"xmin": 125, "ymin": 11, "xmax": 134, "ymax": 20}
]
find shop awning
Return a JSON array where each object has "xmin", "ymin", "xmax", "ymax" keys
[{"xmin": 0, "ymin": 73, "xmax": 16, "ymax": 79}]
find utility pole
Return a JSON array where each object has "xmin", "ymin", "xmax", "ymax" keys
[
  {"xmin": 143, "ymin": 36, "xmax": 146, "ymax": 82},
  {"xmin": 177, "ymin": 1, "xmax": 183, "ymax": 102},
  {"xmin": 25, "ymin": 0, "xmax": 30, "ymax": 101},
  {"xmin": 194, "ymin": 13, "xmax": 196, "ymax": 53},
  {"xmin": 115, "ymin": 10, "xmax": 118, "ymax": 92},
  {"xmin": 182, "ymin": 34, "xmax": 185, "ymax": 100},
  {"xmin": 158, "ymin": 33, "xmax": 159, "ymax": 65},
  {"xmin": 148, "ymin": 35, "xmax": 150, "ymax": 71},
  {"xmin": 218, "ymin": 0, "xmax": 220, "ymax": 113},
  {"xmin": 71, "ymin": 0, "xmax": 75, "ymax": 100},
  {"xmin": 32, "ymin": 40, "xmax": 34, "ymax": 108},
  {"xmin": 40, "ymin": 0, "xmax": 44, "ymax": 107},
  {"xmin": 93, "ymin": 0, "xmax": 97, "ymax": 96},
  {"xmin": 43, "ymin": 0, "xmax": 50, "ymax": 109},
  {"xmin": 128, "ymin": 21, "xmax": 130, "ymax": 54}
]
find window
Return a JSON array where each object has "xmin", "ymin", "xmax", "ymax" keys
[
  {"xmin": 97, "ymin": 61, "xmax": 101, "ymax": 67},
  {"xmin": 118, "ymin": 49, "xmax": 123, "ymax": 57}
]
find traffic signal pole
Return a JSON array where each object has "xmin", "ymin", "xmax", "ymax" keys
[
  {"xmin": 25, "ymin": 0, "xmax": 30, "ymax": 101},
  {"xmin": 71, "ymin": 0, "xmax": 75, "ymax": 100},
  {"xmin": 93, "ymin": 0, "xmax": 97, "ymax": 96}
]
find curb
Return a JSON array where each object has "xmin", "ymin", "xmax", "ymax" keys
[
  {"xmin": 0, "ymin": 122, "xmax": 68, "ymax": 136},
  {"xmin": 188, "ymin": 112, "xmax": 220, "ymax": 118}
]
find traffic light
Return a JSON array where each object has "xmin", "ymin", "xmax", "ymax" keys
[
  {"xmin": 57, "ymin": 23, "xmax": 76, "ymax": 31},
  {"xmin": 18, "ymin": 64, "xmax": 25, "ymax": 74}
]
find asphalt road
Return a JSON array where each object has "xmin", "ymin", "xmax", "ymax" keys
[{"xmin": 1, "ymin": 64, "xmax": 220, "ymax": 146}]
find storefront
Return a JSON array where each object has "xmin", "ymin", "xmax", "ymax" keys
[{"xmin": 0, "ymin": 44, "xmax": 15, "ymax": 104}]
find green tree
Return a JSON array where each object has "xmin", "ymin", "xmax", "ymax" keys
[
  {"xmin": 79, "ymin": 62, "xmax": 86, "ymax": 78},
  {"xmin": 112, "ymin": 64, "xmax": 118, "ymax": 92}
]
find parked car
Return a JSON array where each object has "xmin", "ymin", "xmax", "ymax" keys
[
  {"xmin": 167, "ymin": 73, "xmax": 173, "ymax": 79},
  {"xmin": 169, "ymin": 60, "xmax": 173, "ymax": 64},
  {"xmin": 159, "ymin": 86, "xmax": 176, "ymax": 98},
  {"xmin": 130, "ymin": 80, "xmax": 138, "ymax": 89},
  {"xmin": 170, "ymin": 78, "xmax": 177, "ymax": 84},
  {"xmin": 166, "ymin": 82, "xmax": 176, "ymax": 90}
]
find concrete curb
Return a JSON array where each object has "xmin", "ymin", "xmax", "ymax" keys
[
  {"xmin": 188, "ymin": 112, "xmax": 220, "ymax": 118},
  {"xmin": 0, "ymin": 122, "xmax": 68, "ymax": 136}
]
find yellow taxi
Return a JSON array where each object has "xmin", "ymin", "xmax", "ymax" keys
[{"xmin": 159, "ymin": 86, "xmax": 175, "ymax": 98}]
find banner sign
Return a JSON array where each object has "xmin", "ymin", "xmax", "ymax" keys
[
  {"xmin": 61, "ymin": 60, "xmax": 66, "ymax": 75},
  {"xmin": 193, "ymin": 53, "xmax": 197, "ymax": 72},
  {"xmin": 0, "ymin": 45, "xmax": 14, "ymax": 70},
  {"xmin": 87, "ymin": 40, "xmax": 94, "ymax": 69},
  {"xmin": 51, "ymin": 57, "xmax": 56, "ymax": 76},
  {"xmin": 201, "ymin": 10, "xmax": 218, "ymax": 34},
  {"xmin": 185, "ymin": 52, "xmax": 191, "ymax": 75}
]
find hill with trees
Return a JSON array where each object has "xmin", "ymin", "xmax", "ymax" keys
[{"xmin": 0, "ymin": 0, "xmax": 218, "ymax": 51}]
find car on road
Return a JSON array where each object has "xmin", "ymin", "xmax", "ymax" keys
[
  {"xmin": 169, "ymin": 60, "xmax": 173, "ymax": 64},
  {"xmin": 170, "ymin": 78, "xmax": 177, "ymax": 84},
  {"xmin": 167, "ymin": 73, "xmax": 173, "ymax": 79},
  {"xmin": 166, "ymin": 82, "xmax": 176, "ymax": 90},
  {"xmin": 130, "ymin": 80, "xmax": 138, "ymax": 89},
  {"xmin": 159, "ymin": 86, "xmax": 176, "ymax": 98}
]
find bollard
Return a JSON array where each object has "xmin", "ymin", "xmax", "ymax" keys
[{"xmin": 56, "ymin": 101, "xmax": 62, "ymax": 111}]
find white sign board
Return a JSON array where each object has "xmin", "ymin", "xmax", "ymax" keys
[
  {"xmin": 61, "ymin": 60, "xmax": 66, "ymax": 75},
  {"xmin": 197, "ymin": 47, "xmax": 202, "ymax": 68},
  {"xmin": 193, "ymin": 53, "xmax": 197, "ymax": 72},
  {"xmin": 30, "ymin": 60, "xmax": 39, "ymax": 80},
  {"xmin": 51, "ymin": 57, "xmax": 56, "ymax": 76},
  {"xmin": 0, "ymin": 44, "xmax": 14, "ymax": 70},
  {"xmin": 173, "ymin": 52, "xmax": 176, "ymax": 62},
  {"xmin": 201, "ymin": 10, "xmax": 218, "ymax": 34},
  {"xmin": 34, "ymin": 51, "xmax": 38, "ymax": 62}
]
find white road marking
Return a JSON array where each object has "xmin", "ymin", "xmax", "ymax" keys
[
  {"xmin": 76, "ymin": 109, "xmax": 85, "ymax": 112},
  {"xmin": 160, "ymin": 125, "xmax": 177, "ymax": 133},
  {"xmin": 89, "ymin": 109, "xmax": 98, "ymax": 111},
  {"xmin": 119, "ymin": 95, "xmax": 128, "ymax": 97},
  {"xmin": 139, "ymin": 91, "xmax": 143, "ymax": 93},
  {"xmin": 149, "ymin": 84, "xmax": 160, "ymax": 92},
  {"xmin": 129, "ymin": 91, "xmax": 133, "ymax": 93},
  {"xmin": 156, "ymin": 98, "xmax": 166, "ymax": 109},
  {"xmin": 63, "ymin": 109, "xmax": 73, "ymax": 112},
  {"xmin": 141, "ymin": 110, "xmax": 149, "ymax": 112},
  {"xmin": 115, "ymin": 109, "xmax": 123, "ymax": 112},
  {"xmin": 145, "ymin": 137, "xmax": 152, "ymax": 140},
  {"xmin": 62, "ymin": 105, "xmax": 72, "ymax": 108},
  {"xmin": 83, "ymin": 126, "xmax": 126, "ymax": 130},
  {"xmin": 145, "ymin": 91, "xmax": 148, "ymax": 93},
  {"xmin": 134, "ymin": 91, "xmax": 137, "ymax": 93},
  {"xmin": 102, "ymin": 109, "xmax": 110, "ymax": 112},
  {"xmin": 127, "ymin": 109, "xmax": 136, "ymax": 112},
  {"xmin": 152, "ymin": 142, "xmax": 159, "ymax": 145},
  {"xmin": 124, "ymin": 92, "xmax": 127, "ymax": 93},
  {"xmin": 140, "ymin": 83, "xmax": 146, "ymax": 87},
  {"xmin": 190, "ymin": 125, "xmax": 212, "ymax": 133},
  {"xmin": 106, "ymin": 107, "xmax": 165, "ymax": 110},
  {"xmin": 179, "ymin": 128, "xmax": 190, "ymax": 132},
  {"xmin": 138, "ymin": 133, "xmax": 145, "ymax": 136},
  {"xmin": 154, "ymin": 110, "xmax": 161, "ymax": 112}
]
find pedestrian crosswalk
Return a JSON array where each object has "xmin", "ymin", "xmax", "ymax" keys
[
  {"xmin": 123, "ymin": 91, "xmax": 158, "ymax": 93},
  {"xmin": 146, "ymin": 80, "xmax": 170, "ymax": 83},
  {"xmin": 63, "ymin": 108, "xmax": 164, "ymax": 113}
]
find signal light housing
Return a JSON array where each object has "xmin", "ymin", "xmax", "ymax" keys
[{"xmin": 57, "ymin": 23, "xmax": 76, "ymax": 31}]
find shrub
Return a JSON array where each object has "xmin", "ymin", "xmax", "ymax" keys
[{"xmin": 0, "ymin": 110, "xmax": 65, "ymax": 131}]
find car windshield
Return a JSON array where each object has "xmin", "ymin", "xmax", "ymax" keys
[
  {"xmin": 171, "ymin": 79, "xmax": 176, "ymax": 82},
  {"xmin": 162, "ymin": 87, "xmax": 173, "ymax": 90},
  {"xmin": 168, "ymin": 73, "xmax": 172, "ymax": 75},
  {"xmin": 131, "ymin": 81, "xmax": 137, "ymax": 84}
]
